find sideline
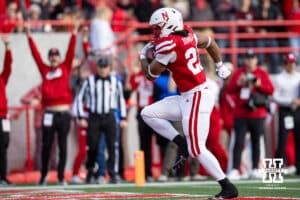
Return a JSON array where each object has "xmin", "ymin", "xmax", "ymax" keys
[{"xmin": 0, "ymin": 178, "xmax": 299, "ymax": 190}]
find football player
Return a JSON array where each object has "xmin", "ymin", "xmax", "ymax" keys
[{"xmin": 139, "ymin": 8, "xmax": 238, "ymax": 199}]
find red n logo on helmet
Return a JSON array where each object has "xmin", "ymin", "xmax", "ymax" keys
[{"xmin": 161, "ymin": 11, "xmax": 169, "ymax": 21}]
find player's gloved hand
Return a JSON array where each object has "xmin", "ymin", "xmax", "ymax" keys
[
  {"xmin": 139, "ymin": 42, "xmax": 154, "ymax": 60},
  {"xmin": 216, "ymin": 62, "xmax": 231, "ymax": 79}
]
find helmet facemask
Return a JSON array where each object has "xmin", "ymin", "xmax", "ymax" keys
[{"xmin": 150, "ymin": 24, "xmax": 162, "ymax": 39}]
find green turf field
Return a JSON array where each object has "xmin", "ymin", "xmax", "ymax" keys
[
  {"xmin": 71, "ymin": 180, "xmax": 300, "ymax": 198},
  {"xmin": 0, "ymin": 179, "xmax": 299, "ymax": 199}
]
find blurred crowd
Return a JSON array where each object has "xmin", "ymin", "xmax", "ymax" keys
[
  {"xmin": 0, "ymin": 0, "xmax": 299, "ymax": 186},
  {"xmin": 1, "ymin": 0, "xmax": 300, "ymax": 72}
]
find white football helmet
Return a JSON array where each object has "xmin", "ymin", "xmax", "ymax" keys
[{"xmin": 149, "ymin": 7, "xmax": 183, "ymax": 38}]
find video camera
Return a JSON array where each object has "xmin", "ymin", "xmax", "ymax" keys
[{"xmin": 245, "ymin": 73, "xmax": 257, "ymax": 84}]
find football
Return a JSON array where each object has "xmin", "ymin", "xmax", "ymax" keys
[{"xmin": 145, "ymin": 46, "xmax": 155, "ymax": 63}]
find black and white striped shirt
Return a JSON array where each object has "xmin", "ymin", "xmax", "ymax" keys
[{"xmin": 75, "ymin": 74, "xmax": 126, "ymax": 119}]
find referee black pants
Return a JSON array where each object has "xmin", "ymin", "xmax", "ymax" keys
[
  {"xmin": 86, "ymin": 112, "xmax": 117, "ymax": 180},
  {"xmin": 41, "ymin": 111, "xmax": 71, "ymax": 182},
  {"xmin": 276, "ymin": 107, "xmax": 300, "ymax": 174},
  {"xmin": 0, "ymin": 118, "xmax": 9, "ymax": 181},
  {"xmin": 233, "ymin": 118, "xmax": 265, "ymax": 169}
]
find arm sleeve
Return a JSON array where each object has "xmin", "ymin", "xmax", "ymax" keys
[
  {"xmin": 155, "ymin": 52, "xmax": 177, "ymax": 65},
  {"xmin": 72, "ymin": 95, "xmax": 88, "ymax": 118},
  {"xmin": 64, "ymin": 33, "xmax": 77, "ymax": 72},
  {"xmin": 117, "ymin": 80, "xmax": 127, "ymax": 119},
  {"xmin": 155, "ymin": 39, "xmax": 177, "ymax": 65},
  {"xmin": 77, "ymin": 79, "xmax": 89, "ymax": 118},
  {"xmin": 1, "ymin": 49, "xmax": 12, "ymax": 84},
  {"xmin": 28, "ymin": 36, "xmax": 47, "ymax": 75}
]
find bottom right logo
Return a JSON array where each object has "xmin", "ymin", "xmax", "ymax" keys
[{"xmin": 262, "ymin": 158, "xmax": 287, "ymax": 183}]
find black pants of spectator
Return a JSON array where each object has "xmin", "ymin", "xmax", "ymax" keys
[
  {"xmin": 233, "ymin": 118, "xmax": 265, "ymax": 169},
  {"xmin": 34, "ymin": 127, "xmax": 57, "ymax": 171},
  {"xmin": 0, "ymin": 118, "xmax": 9, "ymax": 181},
  {"xmin": 137, "ymin": 112, "xmax": 153, "ymax": 178},
  {"xmin": 276, "ymin": 106, "xmax": 300, "ymax": 174},
  {"xmin": 86, "ymin": 112, "xmax": 117, "ymax": 181},
  {"xmin": 41, "ymin": 111, "xmax": 71, "ymax": 182}
]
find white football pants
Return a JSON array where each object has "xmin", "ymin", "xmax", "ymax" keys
[{"xmin": 141, "ymin": 86, "xmax": 226, "ymax": 180}]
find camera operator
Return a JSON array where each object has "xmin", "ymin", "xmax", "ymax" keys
[
  {"xmin": 273, "ymin": 53, "xmax": 300, "ymax": 175},
  {"xmin": 226, "ymin": 49, "xmax": 274, "ymax": 180}
]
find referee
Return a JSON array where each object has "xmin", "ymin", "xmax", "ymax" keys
[{"xmin": 77, "ymin": 55, "xmax": 127, "ymax": 183}]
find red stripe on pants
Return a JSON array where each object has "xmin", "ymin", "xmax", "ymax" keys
[
  {"xmin": 193, "ymin": 92, "xmax": 201, "ymax": 155},
  {"xmin": 189, "ymin": 93, "xmax": 198, "ymax": 157}
]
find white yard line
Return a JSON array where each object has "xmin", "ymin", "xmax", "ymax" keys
[{"xmin": 0, "ymin": 178, "xmax": 299, "ymax": 191}]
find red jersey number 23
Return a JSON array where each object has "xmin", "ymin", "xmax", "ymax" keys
[{"xmin": 185, "ymin": 47, "xmax": 203, "ymax": 75}]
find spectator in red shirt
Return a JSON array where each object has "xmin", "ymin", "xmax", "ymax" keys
[
  {"xmin": 25, "ymin": 21, "xmax": 79, "ymax": 185},
  {"xmin": 0, "ymin": 35, "xmax": 12, "ymax": 186},
  {"xmin": 226, "ymin": 49, "xmax": 274, "ymax": 180},
  {"xmin": 0, "ymin": 1, "xmax": 25, "ymax": 33}
]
